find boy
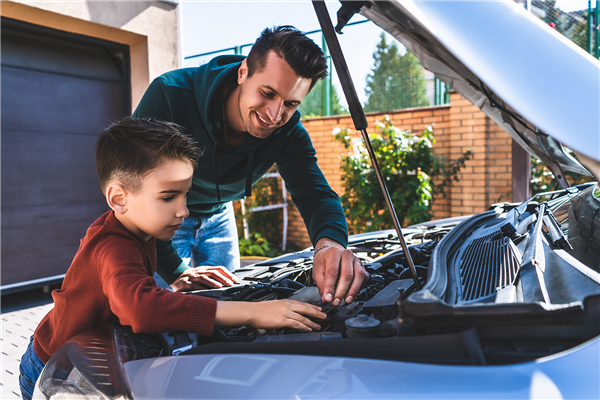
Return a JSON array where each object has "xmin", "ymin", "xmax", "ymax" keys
[{"xmin": 19, "ymin": 118, "xmax": 326, "ymax": 400}]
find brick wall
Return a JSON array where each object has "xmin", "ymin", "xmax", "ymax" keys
[
  {"xmin": 448, "ymin": 93, "xmax": 513, "ymax": 218},
  {"xmin": 275, "ymin": 92, "xmax": 513, "ymax": 249}
]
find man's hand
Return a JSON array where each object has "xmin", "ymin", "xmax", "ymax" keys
[
  {"xmin": 312, "ymin": 238, "xmax": 369, "ymax": 306},
  {"xmin": 169, "ymin": 266, "xmax": 238, "ymax": 292}
]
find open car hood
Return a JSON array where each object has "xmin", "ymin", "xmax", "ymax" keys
[{"xmin": 351, "ymin": 0, "xmax": 600, "ymax": 184}]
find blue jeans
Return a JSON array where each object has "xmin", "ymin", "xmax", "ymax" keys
[
  {"xmin": 172, "ymin": 202, "xmax": 240, "ymax": 272},
  {"xmin": 19, "ymin": 337, "xmax": 45, "ymax": 400}
]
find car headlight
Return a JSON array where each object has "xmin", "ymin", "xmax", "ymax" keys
[{"xmin": 32, "ymin": 327, "xmax": 130, "ymax": 400}]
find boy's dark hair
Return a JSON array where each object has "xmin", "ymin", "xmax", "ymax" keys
[
  {"xmin": 247, "ymin": 25, "xmax": 327, "ymax": 89},
  {"xmin": 95, "ymin": 117, "xmax": 201, "ymax": 194}
]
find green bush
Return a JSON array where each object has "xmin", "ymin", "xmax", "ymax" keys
[
  {"xmin": 334, "ymin": 116, "xmax": 471, "ymax": 234},
  {"xmin": 530, "ymin": 155, "xmax": 594, "ymax": 195},
  {"xmin": 238, "ymin": 232, "xmax": 274, "ymax": 257}
]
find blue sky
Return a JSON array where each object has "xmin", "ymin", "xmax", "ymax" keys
[{"xmin": 179, "ymin": 0, "xmax": 594, "ymax": 105}]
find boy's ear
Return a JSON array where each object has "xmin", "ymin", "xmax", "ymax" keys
[{"xmin": 106, "ymin": 183, "xmax": 128, "ymax": 214}]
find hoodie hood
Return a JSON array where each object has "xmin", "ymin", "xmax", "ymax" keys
[{"xmin": 193, "ymin": 54, "xmax": 242, "ymax": 150}]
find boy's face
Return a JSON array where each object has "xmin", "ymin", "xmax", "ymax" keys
[
  {"xmin": 118, "ymin": 159, "xmax": 193, "ymax": 242},
  {"xmin": 235, "ymin": 51, "xmax": 312, "ymax": 139}
]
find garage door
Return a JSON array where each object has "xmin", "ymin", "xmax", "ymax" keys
[{"xmin": 1, "ymin": 19, "xmax": 130, "ymax": 292}]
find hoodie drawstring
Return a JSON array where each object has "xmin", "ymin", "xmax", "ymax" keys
[
  {"xmin": 245, "ymin": 150, "xmax": 255, "ymax": 197},
  {"xmin": 213, "ymin": 142, "xmax": 221, "ymax": 201}
]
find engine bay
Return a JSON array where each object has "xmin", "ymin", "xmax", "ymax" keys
[{"xmin": 132, "ymin": 184, "xmax": 600, "ymax": 366}]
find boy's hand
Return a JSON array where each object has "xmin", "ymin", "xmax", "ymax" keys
[
  {"xmin": 249, "ymin": 300, "xmax": 326, "ymax": 331},
  {"xmin": 170, "ymin": 266, "xmax": 238, "ymax": 292},
  {"xmin": 215, "ymin": 300, "xmax": 326, "ymax": 332}
]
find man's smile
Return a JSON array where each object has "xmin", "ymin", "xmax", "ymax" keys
[{"xmin": 255, "ymin": 112, "xmax": 277, "ymax": 128}]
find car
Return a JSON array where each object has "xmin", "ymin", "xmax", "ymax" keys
[{"xmin": 32, "ymin": 1, "xmax": 599, "ymax": 399}]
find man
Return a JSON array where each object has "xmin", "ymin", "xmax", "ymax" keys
[{"xmin": 133, "ymin": 26, "xmax": 368, "ymax": 306}]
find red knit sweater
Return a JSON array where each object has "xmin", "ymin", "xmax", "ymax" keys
[{"xmin": 33, "ymin": 211, "xmax": 217, "ymax": 363}]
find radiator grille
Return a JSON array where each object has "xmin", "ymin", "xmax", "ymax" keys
[{"xmin": 459, "ymin": 233, "xmax": 520, "ymax": 301}]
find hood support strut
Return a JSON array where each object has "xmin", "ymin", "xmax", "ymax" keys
[{"xmin": 313, "ymin": 1, "xmax": 421, "ymax": 291}]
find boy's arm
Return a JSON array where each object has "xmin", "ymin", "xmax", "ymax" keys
[
  {"xmin": 99, "ymin": 238, "xmax": 217, "ymax": 335},
  {"xmin": 100, "ymin": 238, "xmax": 325, "ymax": 334}
]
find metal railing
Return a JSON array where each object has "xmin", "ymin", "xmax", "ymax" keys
[
  {"xmin": 514, "ymin": 0, "xmax": 599, "ymax": 57},
  {"xmin": 240, "ymin": 172, "xmax": 288, "ymax": 251}
]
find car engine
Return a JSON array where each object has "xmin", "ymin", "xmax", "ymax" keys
[{"xmin": 141, "ymin": 183, "xmax": 599, "ymax": 366}]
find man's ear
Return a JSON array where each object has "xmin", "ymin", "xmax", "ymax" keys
[
  {"xmin": 106, "ymin": 183, "xmax": 128, "ymax": 214},
  {"xmin": 238, "ymin": 58, "xmax": 248, "ymax": 85}
]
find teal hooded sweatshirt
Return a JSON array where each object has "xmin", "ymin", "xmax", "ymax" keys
[{"xmin": 133, "ymin": 55, "xmax": 348, "ymax": 283}]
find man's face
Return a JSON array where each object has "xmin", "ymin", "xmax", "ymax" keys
[
  {"xmin": 121, "ymin": 159, "xmax": 193, "ymax": 242},
  {"xmin": 236, "ymin": 51, "xmax": 312, "ymax": 139}
]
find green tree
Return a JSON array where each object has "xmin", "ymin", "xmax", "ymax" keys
[
  {"xmin": 299, "ymin": 79, "xmax": 347, "ymax": 117},
  {"xmin": 539, "ymin": 0, "xmax": 589, "ymax": 51},
  {"xmin": 364, "ymin": 33, "xmax": 429, "ymax": 113},
  {"xmin": 334, "ymin": 117, "xmax": 471, "ymax": 234}
]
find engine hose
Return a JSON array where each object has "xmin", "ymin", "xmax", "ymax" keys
[
  {"xmin": 231, "ymin": 284, "xmax": 268, "ymax": 301},
  {"xmin": 214, "ymin": 327, "xmax": 252, "ymax": 342},
  {"xmin": 243, "ymin": 288, "xmax": 272, "ymax": 301}
]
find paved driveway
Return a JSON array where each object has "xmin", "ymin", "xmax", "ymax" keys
[
  {"xmin": 2, "ymin": 289, "xmax": 54, "ymax": 399},
  {"xmin": 0, "ymin": 257, "xmax": 267, "ymax": 398}
]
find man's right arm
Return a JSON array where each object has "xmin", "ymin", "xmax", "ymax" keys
[{"xmin": 99, "ymin": 237, "xmax": 217, "ymax": 336}]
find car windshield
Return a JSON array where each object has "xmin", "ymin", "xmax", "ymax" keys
[{"xmin": 544, "ymin": 184, "xmax": 600, "ymax": 271}]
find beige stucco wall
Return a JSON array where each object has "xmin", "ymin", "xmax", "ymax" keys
[{"xmin": 2, "ymin": 0, "xmax": 179, "ymax": 110}]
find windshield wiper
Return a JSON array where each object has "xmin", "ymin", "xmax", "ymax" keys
[{"xmin": 519, "ymin": 204, "xmax": 551, "ymax": 304}]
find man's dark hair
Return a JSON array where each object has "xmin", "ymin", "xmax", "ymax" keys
[
  {"xmin": 95, "ymin": 117, "xmax": 201, "ymax": 194},
  {"xmin": 247, "ymin": 25, "xmax": 327, "ymax": 88}
]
